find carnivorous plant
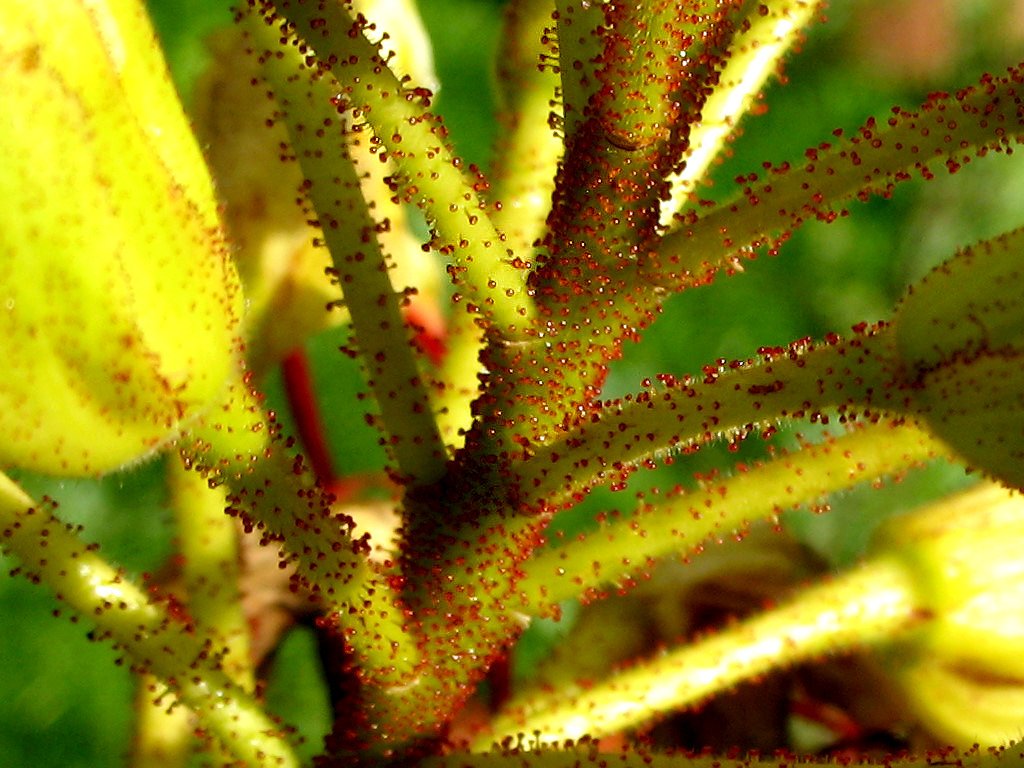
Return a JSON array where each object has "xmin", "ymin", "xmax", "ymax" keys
[{"xmin": 4, "ymin": 0, "xmax": 1024, "ymax": 766}]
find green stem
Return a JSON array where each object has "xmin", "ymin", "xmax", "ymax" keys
[
  {"xmin": 432, "ymin": 301, "xmax": 485, "ymax": 448},
  {"xmin": 476, "ymin": 1, "xmax": 740, "ymax": 452},
  {"xmin": 168, "ymin": 457, "xmax": 253, "ymax": 686},
  {"xmin": 480, "ymin": 1, "xmax": 819, "ymax": 455},
  {"xmin": 246, "ymin": 11, "xmax": 448, "ymax": 486},
  {"xmin": 252, "ymin": 0, "xmax": 535, "ymax": 335},
  {"xmin": 130, "ymin": 458, "xmax": 256, "ymax": 765},
  {"xmin": 183, "ymin": 375, "xmax": 420, "ymax": 686},
  {"xmin": 489, "ymin": 0, "xmax": 564, "ymax": 257},
  {"xmin": 0, "ymin": 471, "xmax": 298, "ymax": 768},
  {"xmin": 658, "ymin": 0, "xmax": 824, "ymax": 226},
  {"xmin": 520, "ymin": 419, "xmax": 948, "ymax": 608},
  {"xmin": 389, "ymin": 331, "xmax": 899, "ymax": 754},
  {"xmin": 552, "ymin": 0, "xmax": 603, "ymax": 141},
  {"xmin": 422, "ymin": 742, "xmax": 1024, "ymax": 767},
  {"xmin": 479, "ymin": 554, "xmax": 922, "ymax": 749},
  {"xmin": 653, "ymin": 63, "xmax": 1024, "ymax": 287},
  {"xmin": 515, "ymin": 328, "xmax": 895, "ymax": 507},
  {"xmin": 130, "ymin": 679, "xmax": 193, "ymax": 768}
]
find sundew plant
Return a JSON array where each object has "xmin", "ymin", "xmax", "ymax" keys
[{"xmin": 4, "ymin": 1, "xmax": 1024, "ymax": 766}]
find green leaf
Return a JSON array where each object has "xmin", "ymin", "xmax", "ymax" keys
[{"xmin": 0, "ymin": 0, "xmax": 242, "ymax": 476}]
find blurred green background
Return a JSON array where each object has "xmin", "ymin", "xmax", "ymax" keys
[{"xmin": 3, "ymin": 1, "xmax": 1024, "ymax": 765}]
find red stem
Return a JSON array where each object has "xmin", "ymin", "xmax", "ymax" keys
[{"xmin": 281, "ymin": 348, "xmax": 338, "ymax": 489}]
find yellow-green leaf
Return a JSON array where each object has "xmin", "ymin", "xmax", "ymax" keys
[{"xmin": 0, "ymin": 0, "xmax": 243, "ymax": 476}]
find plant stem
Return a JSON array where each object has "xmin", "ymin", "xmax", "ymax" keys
[
  {"xmin": 422, "ymin": 742, "xmax": 1024, "ymax": 767},
  {"xmin": 491, "ymin": 0, "xmax": 728, "ymax": 447},
  {"xmin": 653, "ymin": 63, "xmax": 1024, "ymax": 287},
  {"xmin": 282, "ymin": 349, "xmax": 339, "ymax": 488},
  {"xmin": 479, "ymin": 554, "xmax": 922, "ymax": 749},
  {"xmin": 130, "ymin": 678, "xmax": 193, "ymax": 768},
  {"xmin": 0, "ymin": 471, "xmax": 298, "ymax": 768},
  {"xmin": 432, "ymin": 301, "xmax": 485, "ymax": 448},
  {"xmin": 658, "ymin": 0, "xmax": 824, "ymax": 226},
  {"xmin": 168, "ymin": 457, "xmax": 254, "ymax": 685},
  {"xmin": 183, "ymin": 375, "xmax": 420, "ymax": 687},
  {"xmin": 130, "ymin": 458, "xmax": 257, "ymax": 765},
  {"xmin": 246, "ymin": 13, "xmax": 448, "ymax": 487},
  {"xmin": 515, "ymin": 328, "xmax": 896, "ymax": 507},
  {"xmin": 520, "ymin": 419, "xmax": 948, "ymax": 609},
  {"xmin": 489, "ymin": 0, "xmax": 563, "ymax": 257},
  {"xmin": 251, "ymin": 0, "xmax": 535, "ymax": 335}
]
